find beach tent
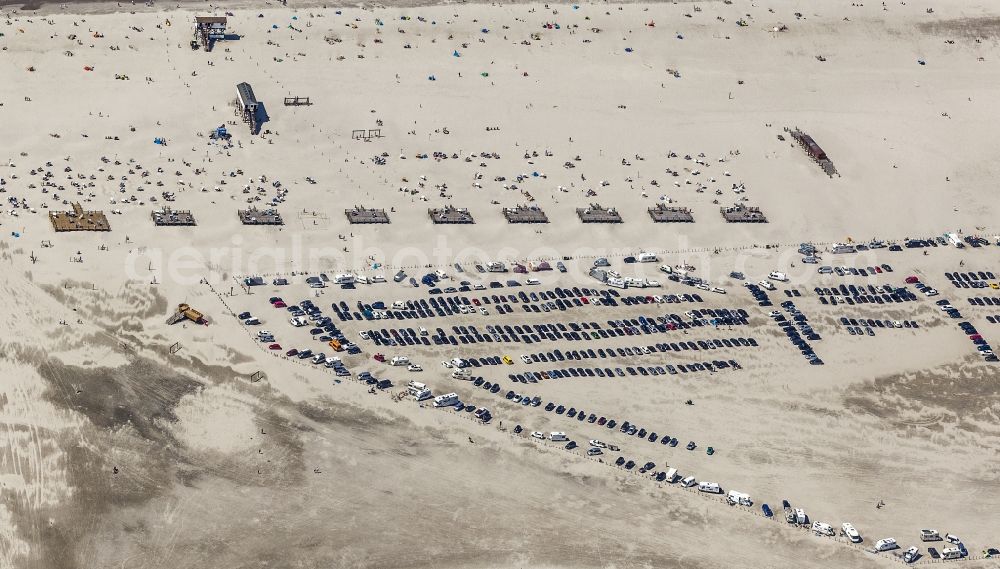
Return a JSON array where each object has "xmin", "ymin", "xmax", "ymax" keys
[{"xmin": 453, "ymin": 50, "xmax": 460, "ymax": 57}]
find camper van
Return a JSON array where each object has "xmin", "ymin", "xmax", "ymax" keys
[
  {"xmin": 726, "ymin": 491, "xmax": 752, "ymax": 507},
  {"xmin": 607, "ymin": 277, "xmax": 628, "ymax": 289},
  {"xmin": 390, "ymin": 356, "xmax": 410, "ymax": 366},
  {"xmin": 830, "ymin": 243, "xmax": 856, "ymax": 254},
  {"xmin": 411, "ymin": 388, "xmax": 432, "ymax": 401},
  {"xmin": 794, "ymin": 508, "xmax": 808, "ymax": 525},
  {"xmin": 758, "ymin": 279, "xmax": 776, "ymax": 291},
  {"xmin": 451, "ymin": 369, "xmax": 471, "ymax": 380},
  {"xmin": 767, "ymin": 271, "xmax": 789, "ymax": 282},
  {"xmin": 698, "ymin": 481, "xmax": 722, "ymax": 494},
  {"xmin": 624, "ymin": 277, "xmax": 647, "ymax": 288},
  {"xmin": 811, "ymin": 522, "xmax": 835, "ymax": 537},
  {"xmin": 680, "ymin": 476, "xmax": 697, "ymax": 488},
  {"xmin": 433, "ymin": 393, "xmax": 459, "ymax": 407},
  {"xmin": 637, "ymin": 252, "xmax": 659, "ymax": 263},
  {"xmin": 663, "ymin": 468, "xmax": 679, "ymax": 483},
  {"xmin": 874, "ymin": 538, "xmax": 898, "ymax": 552},
  {"xmin": 549, "ymin": 432, "xmax": 568, "ymax": 442},
  {"xmin": 486, "ymin": 261, "xmax": 508, "ymax": 273},
  {"xmin": 334, "ymin": 273, "xmax": 355, "ymax": 285},
  {"xmin": 940, "ymin": 547, "xmax": 962, "ymax": 560},
  {"xmin": 406, "ymin": 381, "xmax": 427, "ymax": 393},
  {"xmin": 919, "ymin": 529, "xmax": 941, "ymax": 542},
  {"xmin": 659, "ymin": 264, "xmax": 673, "ymax": 275},
  {"xmin": 370, "ymin": 274, "xmax": 386, "ymax": 283},
  {"xmin": 841, "ymin": 523, "xmax": 862, "ymax": 543}
]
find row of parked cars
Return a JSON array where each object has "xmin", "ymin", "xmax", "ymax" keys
[
  {"xmin": 958, "ymin": 321, "xmax": 997, "ymax": 362},
  {"xmin": 840, "ymin": 317, "xmax": 919, "ymax": 337},
  {"xmin": 967, "ymin": 296, "xmax": 1000, "ymax": 307},
  {"xmin": 508, "ymin": 358, "xmax": 741, "ymax": 383},
  {"xmin": 946, "ymin": 270, "xmax": 997, "ymax": 289},
  {"xmin": 770, "ymin": 301, "xmax": 823, "ymax": 365},
  {"xmin": 814, "ymin": 283, "xmax": 918, "ymax": 306},
  {"xmin": 817, "ymin": 263, "xmax": 894, "ymax": 277}
]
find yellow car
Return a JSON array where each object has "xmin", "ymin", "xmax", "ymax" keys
[
  {"xmin": 502, "ymin": 355, "xmax": 514, "ymax": 365},
  {"xmin": 991, "ymin": 282, "xmax": 999, "ymax": 290}
]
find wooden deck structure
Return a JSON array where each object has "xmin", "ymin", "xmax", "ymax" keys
[
  {"xmin": 49, "ymin": 203, "xmax": 110, "ymax": 232},
  {"xmin": 283, "ymin": 96, "xmax": 311, "ymax": 106},
  {"xmin": 345, "ymin": 206, "xmax": 390, "ymax": 224},
  {"xmin": 238, "ymin": 207, "xmax": 283, "ymax": 225},
  {"xmin": 720, "ymin": 204, "xmax": 768, "ymax": 223},
  {"xmin": 194, "ymin": 16, "xmax": 226, "ymax": 51},
  {"xmin": 577, "ymin": 203, "xmax": 623, "ymax": 223},
  {"xmin": 428, "ymin": 205, "xmax": 474, "ymax": 224},
  {"xmin": 648, "ymin": 204, "xmax": 694, "ymax": 223},
  {"xmin": 503, "ymin": 204, "xmax": 548, "ymax": 224},
  {"xmin": 235, "ymin": 82, "xmax": 259, "ymax": 133},
  {"xmin": 152, "ymin": 207, "xmax": 196, "ymax": 226},
  {"xmin": 787, "ymin": 127, "xmax": 839, "ymax": 177}
]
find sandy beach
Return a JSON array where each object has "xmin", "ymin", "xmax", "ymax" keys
[{"xmin": 1, "ymin": 0, "xmax": 1000, "ymax": 567}]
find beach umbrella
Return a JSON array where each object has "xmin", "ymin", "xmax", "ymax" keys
[
  {"xmin": 625, "ymin": 47, "xmax": 633, "ymax": 53},
  {"xmin": 481, "ymin": 72, "xmax": 489, "ymax": 77},
  {"xmin": 272, "ymin": 24, "xmax": 278, "ymax": 29},
  {"xmin": 481, "ymin": 28, "xmax": 489, "ymax": 33},
  {"xmin": 453, "ymin": 50, "xmax": 460, "ymax": 57},
  {"xmin": 428, "ymin": 75, "xmax": 436, "ymax": 81}
]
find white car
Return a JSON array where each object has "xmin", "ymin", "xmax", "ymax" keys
[
  {"xmin": 530, "ymin": 431, "xmax": 545, "ymax": 440},
  {"xmin": 473, "ymin": 284, "xmax": 486, "ymax": 290},
  {"xmin": 440, "ymin": 360, "xmax": 454, "ymax": 369},
  {"xmin": 521, "ymin": 354, "xmax": 531, "ymax": 364},
  {"xmin": 407, "ymin": 363, "xmax": 423, "ymax": 372},
  {"xmin": 359, "ymin": 331, "xmax": 370, "ymax": 340},
  {"xmin": 480, "ymin": 307, "xmax": 488, "ymax": 315},
  {"xmin": 588, "ymin": 439, "xmax": 607, "ymax": 448}
]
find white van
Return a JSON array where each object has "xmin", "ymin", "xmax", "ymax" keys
[
  {"xmin": 406, "ymin": 381, "xmax": 427, "ymax": 393},
  {"xmin": 637, "ymin": 252, "xmax": 659, "ymax": 263},
  {"xmin": 841, "ymin": 523, "xmax": 862, "ymax": 543},
  {"xmin": 390, "ymin": 356, "xmax": 410, "ymax": 366},
  {"xmin": 758, "ymin": 279, "xmax": 776, "ymax": 291},
  {"xmin": 370, "ymin": 274, "xmax": 386, "ymax": 283},
  {"xmin": 659, "ymin": 264, "xmax": 673, "ymax": 274},
  {"xmin": 392, "ymin": 301, "xmax": 406, "ymax": 309},
  {"xmin": 698, "ymin": 481, "xmax": 721, "ymax": 494},
  {"xmin": 874, "ymin": 538, "xmax": 898, "ymax": 552},
  {"xmin": 451, "ymin": 369, "xmax": 471, "ymax": 380},
  {"xmin": 663, "ymin": 468, "xmax": 679, "ymax": 483},
  {"xmin": 334, "ymin": 273, "xmax": 355, "ymax": 284},
  {"xmin": 412, "ymin": 388, "xmax": 432, "ymax": 401},
  {"xmin": 794, "ymin": 508, "xmax": 808, "ymax": 525},
  {"xmin": 549, "ymin": 432, "xmax": 568, "ymax": 442},
  {"xmin": 680, "ymin": 476, "xmax": 697, "ymax": 488},
  {"xmin": 767, "ymin": 271, "xmax": 789, "ymax": 282}
]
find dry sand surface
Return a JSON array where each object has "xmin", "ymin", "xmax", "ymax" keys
[{"xmin": 1, "ymin": 0, "xmax": 1000, "ymax": 567}]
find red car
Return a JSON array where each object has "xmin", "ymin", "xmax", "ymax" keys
[
  {"xmin": 905, "ymin": 276, "xmax": 919, "ymax": 284},
  {"xmin": 580, "ymin": 297, "xmax": 590, "ymax": 304},
  {"xmin": 273, "ymin": 301, "xmax": 287, "ymax": 308},
  {"xmin": 472, "ymin": 298, "xmax": 481, "ymax": 306},
  {"xmin": 373, "ymin": 353, "xmax": 386, "ymax": 362},
  {"xmin": 268, "ymin": 343, "xmax": 282, "ymax": 350},
  {"xmin": 286, "ymin": 348, "xmax": 298, "ymax": 357}
]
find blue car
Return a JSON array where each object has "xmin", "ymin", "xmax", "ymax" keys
[{"xmin": 761, "ymin": 504, "xmax": 773, "ymax": 518}]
